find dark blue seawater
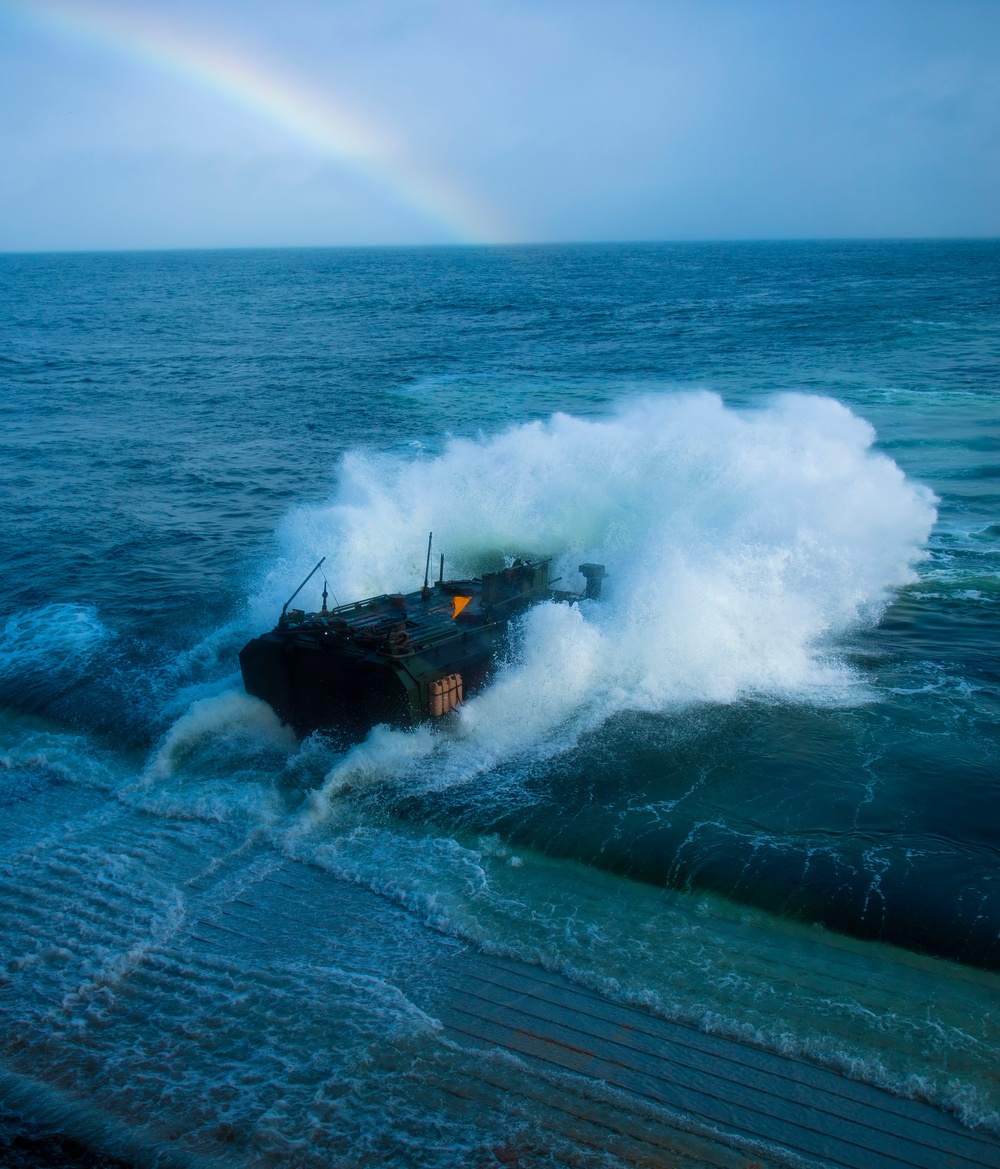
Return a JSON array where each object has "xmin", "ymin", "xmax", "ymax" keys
[{"xmin": 1, "ymin": 241, "xmax": 999, "ymax": 1165}]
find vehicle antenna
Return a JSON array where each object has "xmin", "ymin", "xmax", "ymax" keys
[
  {"xmin": 438, "ymin": 553, "xmax": 444, "ymax": 584},
  {"xmin": 422, "ymin": 532, "xmax": 433, "ymax": 598},
  {"xmin": 279, "ymin": 557, "xmax": 326, "ymax": 625}
]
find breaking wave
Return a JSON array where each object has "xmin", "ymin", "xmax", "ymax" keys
[{"xmin": 254, "ymin": 393, "xmax": 936, "ymax": 804}]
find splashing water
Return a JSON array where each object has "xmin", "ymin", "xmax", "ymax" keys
[
  {"xmin": 267, "ymin": 394, "xmax": 937, "ymax": 809},
  {"xmin": 146, "ymin": 691, "xmax": 297, "ymax": 782}
]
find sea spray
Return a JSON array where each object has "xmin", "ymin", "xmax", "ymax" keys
[
  {"xmin": 273, "ymin": 393, "xmax": 936, "ymax": 811},
  {"xmin": 146, "ymin": 691, "xmax": 297, "ymax": 782}
]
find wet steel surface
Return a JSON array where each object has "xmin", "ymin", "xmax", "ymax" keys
[{"xmin": 5, "ymin": 838, "xmax": 996, "ymax": 1169}]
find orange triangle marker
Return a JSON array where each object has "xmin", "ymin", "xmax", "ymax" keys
[{"xmin": 452, "ymin": 595, "xmax": 472, "ymax": 619}]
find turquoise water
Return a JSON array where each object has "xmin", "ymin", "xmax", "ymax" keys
[{"xmin": 1, "ymin": 241, "xmax": 998, "ymax": 1164}]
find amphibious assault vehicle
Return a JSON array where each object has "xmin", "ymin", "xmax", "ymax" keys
[{"xmin": 239, "ymin": 536, "xmax": 606, "ymax": 737}]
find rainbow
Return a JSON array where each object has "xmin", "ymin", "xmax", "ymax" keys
[{"xmin": 5, "ymin": 0, "xmax": 505, "ymax": 243}]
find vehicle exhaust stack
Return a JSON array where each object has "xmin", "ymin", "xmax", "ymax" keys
[{"xmin": 578, "ymin": 563, "xmax": 607, "ymax": 600}]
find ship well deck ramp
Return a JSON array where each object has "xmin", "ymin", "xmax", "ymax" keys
[
  {"xmin": 2, "ymin": 814, "xmax": 998, "ymax": 1169},
  {"xmin": 193, "ymin": 862, "xmax": 1000, "ymax": 1169}
]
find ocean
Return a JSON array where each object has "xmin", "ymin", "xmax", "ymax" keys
[{"xmin": 1, "ymin": 240, "xmax": 998, "ymax": 1166}]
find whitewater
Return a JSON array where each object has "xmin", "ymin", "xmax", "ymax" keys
[{"xmin": 228, "ymin": 391, "xmax": 935, "ymax": 805}]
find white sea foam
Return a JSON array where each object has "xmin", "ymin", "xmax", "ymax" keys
[
  {"xmin": 255, "ymin": 393, "xmax": 936, "ymax": 805},
  {"xmin": 0, "ymin": 603, "xmax": 108, "ymax": 681},
  {"xmin": 147, "ymin": 691, "xmax": 297, "ymax": 781}
]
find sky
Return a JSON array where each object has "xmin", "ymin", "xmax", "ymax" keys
[{"xmin": 1, "ymin": 0, "xmax": 998, "ymax": 250}]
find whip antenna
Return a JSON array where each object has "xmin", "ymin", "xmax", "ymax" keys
[
  {"xmin": 422, "ymin": 532, "xmax": 433, "ymax": 596},
  {"xmin": 280, "ymin": 557, "xmax": 326, "ymax": 624}
]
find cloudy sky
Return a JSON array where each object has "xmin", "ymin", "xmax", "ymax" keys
[{"xmin": 1, "ymin": 0, "xmax": 998, "ymax": 250}]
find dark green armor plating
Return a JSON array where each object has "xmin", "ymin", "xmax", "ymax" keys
[{"xmin": 239, "ymin": 557, "xmax": 605, "ymax": 737}]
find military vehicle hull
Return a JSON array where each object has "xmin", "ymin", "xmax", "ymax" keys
[{"xmin": 240, "ymin": 557, "xmax": 605, "ymax": 737}]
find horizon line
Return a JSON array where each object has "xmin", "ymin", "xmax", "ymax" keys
[{"xmin": 2, "ymin": 235, "xmax": 999, "ymax": 259}]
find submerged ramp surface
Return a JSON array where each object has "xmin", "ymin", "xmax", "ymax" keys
[
  {"xmin": 430, "ymin": 951, "xmax": 1000, "ymax": 1169},
  {"xmin": 202, "ymin": 860, "xmax": 1000, "ymax": 1169},
  {"xmin": 3, "ymin": 791, "xmax": 999, "ymax": 1169}
]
